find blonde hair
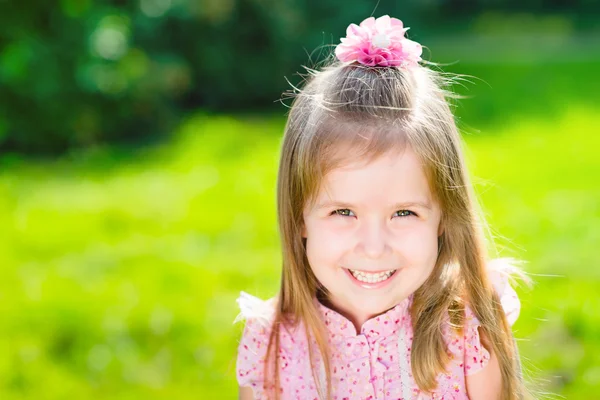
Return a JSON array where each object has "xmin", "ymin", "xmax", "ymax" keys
[{"xmin": 263, "ymin": 58, "xmax": 527, "ymax": 399}]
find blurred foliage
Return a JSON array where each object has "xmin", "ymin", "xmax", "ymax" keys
[{"xmin": 1, "ymin": 0, "xmax": 599, "ymax": 153}]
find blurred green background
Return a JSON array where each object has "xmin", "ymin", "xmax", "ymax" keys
[{"xmin": 1, "ymin": 0, "xmax": 599, "ymax": 399}]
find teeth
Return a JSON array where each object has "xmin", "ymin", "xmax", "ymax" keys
[{"xmin": 349, "ymin": 269, "xmax": 396, "ymax": 283}]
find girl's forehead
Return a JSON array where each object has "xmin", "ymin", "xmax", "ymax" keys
[
  {"xmin": 303, "ymin": 120, "xmax": 439, "ymax": 207},
  {"xmin": 310, "ymin": 146, "xmax": 436, "ymax": 205},
  {"xmin": 329, "ymin": 146, "xmax": 411, "ymax": 171}
]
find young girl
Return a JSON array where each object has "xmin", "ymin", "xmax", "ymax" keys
[{"xmin": 235, "ymin": 15, "xmax": 527, "ymax": 400}]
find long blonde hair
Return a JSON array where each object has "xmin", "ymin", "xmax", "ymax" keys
[{"xmin": 263, "ymin": 58, "xmax": 526, "ymax": 399}]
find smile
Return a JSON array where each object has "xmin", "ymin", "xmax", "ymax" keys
[{"xmin": 347, "ymin": 268, "xmax": 397, "ymax": 283}]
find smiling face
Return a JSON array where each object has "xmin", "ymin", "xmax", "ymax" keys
[{"xmin": 302, "ymin": 145, "xmax": 443, "ymax": 331}]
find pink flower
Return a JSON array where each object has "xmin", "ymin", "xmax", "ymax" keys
[{"xmin": 334, "ymin": 15, "xmax": 422, "ymax": 68}]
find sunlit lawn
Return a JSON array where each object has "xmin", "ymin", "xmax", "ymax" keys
[{"xmin": 0, "ymin": 65, "xmax": 598, "ymax": 398}]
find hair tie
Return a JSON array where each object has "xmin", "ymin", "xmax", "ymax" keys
[{"xmin": 334, "ymin": 15, "xmax": 422, "ymax": 68}]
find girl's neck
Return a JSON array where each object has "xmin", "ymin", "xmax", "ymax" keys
[{"xmin": 318, "ymin": 295, "xmax": 409, "ymax": 335}]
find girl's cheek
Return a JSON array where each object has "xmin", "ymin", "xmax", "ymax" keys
[
  {"xmin": 318, "ymin": 224, "xmax": 353, "ymax": 243},
  {"xmin": 305, "ymin": 219, "xmax": 348, "ymax": 243},
  {"xmin": 391, "ymin": 224, "xmax": 439, "ymax": 249},
  {"xmin": 317, "ymin": 217, "xmax": 353, "ymax": 232},
  {"xmin": 391, "ymin": 220, "xmax": 431, "ymax": 236}
]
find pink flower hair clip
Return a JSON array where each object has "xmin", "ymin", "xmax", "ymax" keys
[{"xmin": 335, "ymin": 15, "xmax": 423, "ymax": 68}]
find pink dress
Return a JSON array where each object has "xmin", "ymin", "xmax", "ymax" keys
[{"xmin": 236, "ymin": 262, "xmax": 520, "ymax": 400}]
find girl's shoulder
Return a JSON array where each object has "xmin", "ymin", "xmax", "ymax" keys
[
  {"xmin": 234, "ymin": 291, "xmax": 306, "ymax": 393},
  {"xmin": 234, "ymin": 291, "xmax": 287, "ymax": 351},
  {"xmin": 234, "ymin": 292, "xmax": 275, "ymax": 396},
  {"xmin": 234, "ymin": 291, "xmax": 278, "ymax": 330},
  {"xmin": 460, "ymin": 258, "xmax": 522, "ymax": 334},
  {"xmin": 234, "ymin": 291, "xmax": 310, "ymax": 353},
  {"xmin": 445, "ymin": 258, "xmax": 523, "ymax": 377},
  {"xmin": 466, "ymin": 258, "xmax": 522, "ymax": 326}
]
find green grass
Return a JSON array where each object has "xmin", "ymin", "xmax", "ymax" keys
[{"xmin": 0, "ymin": 84, "xmax": 598, "ymax": 398}]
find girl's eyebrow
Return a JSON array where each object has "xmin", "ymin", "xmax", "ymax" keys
[{"xmin": 315, "ymin": 200, "xmax": 432, "ymax": 211}]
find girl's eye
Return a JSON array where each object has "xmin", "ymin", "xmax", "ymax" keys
[
  {"xmin": 332, "ymin": 209, "xmax": 355, "ymax": 217},
  {"xmin": 331, "ymin": 209, "xmax": 416, "ymax": 218},
  {"xmin": 394, "ymin": 210, "xmax": 416, "ymax": 217}
]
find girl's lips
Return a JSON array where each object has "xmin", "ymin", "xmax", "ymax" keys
[{"xmin": 343, "ymin": 268, "xmax": 399, "ymax": 290}]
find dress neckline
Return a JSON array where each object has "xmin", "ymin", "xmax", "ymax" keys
[{"xmin": 313, "ymin": 294, "xmax": 413, "ymax": 340}]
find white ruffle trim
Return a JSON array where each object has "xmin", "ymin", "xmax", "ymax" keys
[
  {"xmin": 233, "ymin": 291, "xmax": 276, "ymax": 328},
  {"xmin": 487, "ymin": 257, "xmax": 525, "ymax": 326}
]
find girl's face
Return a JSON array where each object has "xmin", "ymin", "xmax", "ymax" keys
[{"xmin": 302, "ymin": 146, "xmax": 443, "ymax": 331}]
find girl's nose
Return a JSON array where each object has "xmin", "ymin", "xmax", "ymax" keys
[{"xmin": 356, "ymin": 219, "xmax": 390, "ymax": 259}]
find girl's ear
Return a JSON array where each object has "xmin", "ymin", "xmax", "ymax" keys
[
  {"xmin": 301, "ymin": 223, "xmax": 307, "ymax": 238},
  {"xmin": 437, "ymin": 221, "xmax": 444, "ymax": 237}
]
